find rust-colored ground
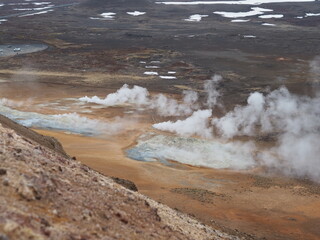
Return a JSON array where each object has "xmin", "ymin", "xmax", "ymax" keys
[
  {"xmin": 36, "ymin": 127, "xmax": 320, "ymax": 240},
  {"xmin": 0, "ymin": 79, "xmax": 319, "ymax": 239}
]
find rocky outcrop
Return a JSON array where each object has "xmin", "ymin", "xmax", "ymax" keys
[
  {"xmin": 0, "ymin": 117, "xmax": 238, "ymax": 240},
  {"xmin": 0, "ymin": 114, "xmax": 68, "ymax": 158},
  {"xmin": 111, "ymin": 177, "xmax": 138, "ymax": 192}
]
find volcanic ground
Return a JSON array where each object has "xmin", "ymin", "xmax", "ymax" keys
[{"xmin": 0, "ymin": 0, "xmax": 320, "ymax": 239}]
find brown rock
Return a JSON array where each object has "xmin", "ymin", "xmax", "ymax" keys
[
  {"xmin": 111, "ymin": 176, "xmax": 138, "ymax": 192},
  {"xmin": 0, "ymin": 169, "xmax": 7, "ymax": 176}
]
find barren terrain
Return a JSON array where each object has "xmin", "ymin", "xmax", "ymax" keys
[{"xmin": 0, "ymin": 0, "xmax": 320, "ymax": 239}]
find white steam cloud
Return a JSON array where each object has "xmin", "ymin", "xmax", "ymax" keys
[
  {"xmin": 153, "ymin": 110, "xmax": 213, "ymax": 138},
  {"xmin": 79, "ymin": 84, "xmax": 149, "ymax": 106},
  {"xmin": 204, "ymin": 74, "xmax": 222, "ymax": 108},
  {"xmin": 79, "ymin": 84, "xmax": 202, "ymax": 117},
  {"xmin": 212, "ymin": 91, "xmax": 266, "ymax": 138},
  {"xmin": 212, "ymin": 87, "xmax": 320, "ymax": 139},
  {"xmin": 3, "ymin": 69, "xmax": 319, "ymax": 182},
  {"xmin": 79, "ymin": 75, "xmax": 223, "ymax": 117},
  {"xmin": 310, "ymin": 55, "xmax": 320, "ymax": 83},
  {"xmin": 212, "ymin": 87, "xmax": 320, "ymax": 181},
  {"xmin": 261, "ymin": 133, "xmax": 320, "ymax": 181},
  {"xmin": 152, "ymin": 84, "xmax": 320, "ymax": 182},
  {"xmin": 150, "ymin": 90, "xmax": 199, "ymax": 116}
]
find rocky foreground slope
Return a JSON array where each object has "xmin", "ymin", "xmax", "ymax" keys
[{"xmin": 0, "ymin": 115, "xmax": 238, "ymax": 240}]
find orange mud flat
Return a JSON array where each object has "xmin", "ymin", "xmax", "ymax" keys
[{"xmin": 36, "ymin": 129, "xmax": 320, "ymax": 240}]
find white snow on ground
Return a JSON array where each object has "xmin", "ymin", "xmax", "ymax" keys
[
  {"xmin": 145, "ymin": 66, "xmax": 160, "ymax": 69},
  {"xmin": 0, "ymin": 19, "xmax": 7, "ymax": 22},
  {"xmin": 139, "ymin": 61, "xmax": 147, "ymax": 64},
  {"xmin": 243, "ymin": 35, "xmax": 256, "ymax": 38},
  {"xmin": 259, "ymin": 14, "xmax": 284, "ymax": 18},
  {"xmin": 156, "ymin": 0, "xmax": 316, "ymax": 5},
  {"xmin": 33, "ymin": 2, "xmax": 51, "ymax": 5},
  {"xmin": 214, "ymin": 7, "xmax": 272, "ymax": 18},
  {"xmin": 305, "ymin": 13, "xmax": 320, "ymax": 16},
  {"xmin": 14, "ymin": 5, "xmax": 54, "ymax": 11},
  {"xmin": 262, "ymin": 23, "xmax": 276, "ymax": 26},
  {"xmin": 151, "ymin": 61, "xmax": 161, "ymax": 64},
  {"xmin": 127, "ymin": 11, "xmax": 146, "ymax": 16},
  {"xmin": 144, "ymin": 71, "xmax": 159, "ymax": 75},
  {"xmin": 100, "ymin": 12, "xmax": 116, "ymax": 20},
  {"xmin": 19, "ymin": 10, "xmax": 53, "ymax": 17},
  {"xmin": 13, "ymin": 8, "xmax": 34, "ymax": 10},
  {"xmin": 295, "ymin": 13, "xmax": 320, "ymax": 19},
  {"xmin": 8, "ymin": 3, "xmax": 29, "ymax": 6},
  {"xmin": 160, "ymin": 76, "xmax": 177, "ymax": 79},
  {"xmin": 231, "ymin": 19, "xmax": 251, "ymax": 22},
  {"xmin": 168, "ymin": 71, "xmax": 176, "ymax": 74},
  {"xmin": 185, "ymin": 14, "xmax": 209, "ymax": 22}
]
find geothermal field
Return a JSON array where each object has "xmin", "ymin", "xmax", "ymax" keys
[{"xmin": 0, "ymin": 0, "xmax": 320, "ymax": 239}]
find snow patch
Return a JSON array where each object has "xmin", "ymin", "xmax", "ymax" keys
[
  {"xmin": 262, "ymin": 23, "xmax": 276, "ymax": 26},
  {"xmin": 127, "ymin": 11, "xmax": 146, "ymax": 16},
  {"xmin": 156, "ymin": 0, "xmax": 316, "ymax": 5},
  {"xmin": 214, "ymin": 7, "xmax": 272, "ymax": 18},
  {"xmin": 145, "ymin": 66, "xmax": 160, "ymax": 69},
  {"xmin": 19, "ymin": 10, "xmax": 53, "ymax": 17},
  {"xmin": 305, "ymin": 13, "xmax": 320, "ymax": 17},
  {"xmin": 231, "ymin": 19, "xmax": 251, "ymax": 22},
  {"xmin": 160, "ymin": 76, "xmax": 177, "ymax": 79},
  {"xmin": 259, "ymin": 14, "xmax": 283, "ymax": 18},
  {"xmin": 243, "ymin": 35, "xmax": 256, "ymax": 38},
  {"xmin": 144, "ymin": 71, "xmax": 158, "ymax": 75},
  {"xmin": 100, "ymin": 12, "xmax": 116, "ymax": 20},
  {"xmin": 185, "ymin": 14, "xmax": 208, "ymax": 22}
]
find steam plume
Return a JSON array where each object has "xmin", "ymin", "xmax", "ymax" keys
[
  {"xmin": 79, "ymin": 84, "xmax": 201, "ymax": 117},
  {"xmin": 204, "ymin": 74, "xmax": 222, "ymax": 108},
  {"xmin": 212, "ymin": 87, "xmax": 320, "ymax": 181},
  {"xmin": 153, "ymin": 110, "xmax": 213, "ymax": 138},
  {"xmin": 310, "ymin": 55, "xmax": 320, "ymax": 83},
  {"xmin": 79, "ymin": 84, "xmax": 149, "ymax": 106}
]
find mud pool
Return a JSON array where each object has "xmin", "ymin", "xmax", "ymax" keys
[{"xmin": 0, "ymin": 43, "xmax": 48, "ymax": 57}]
